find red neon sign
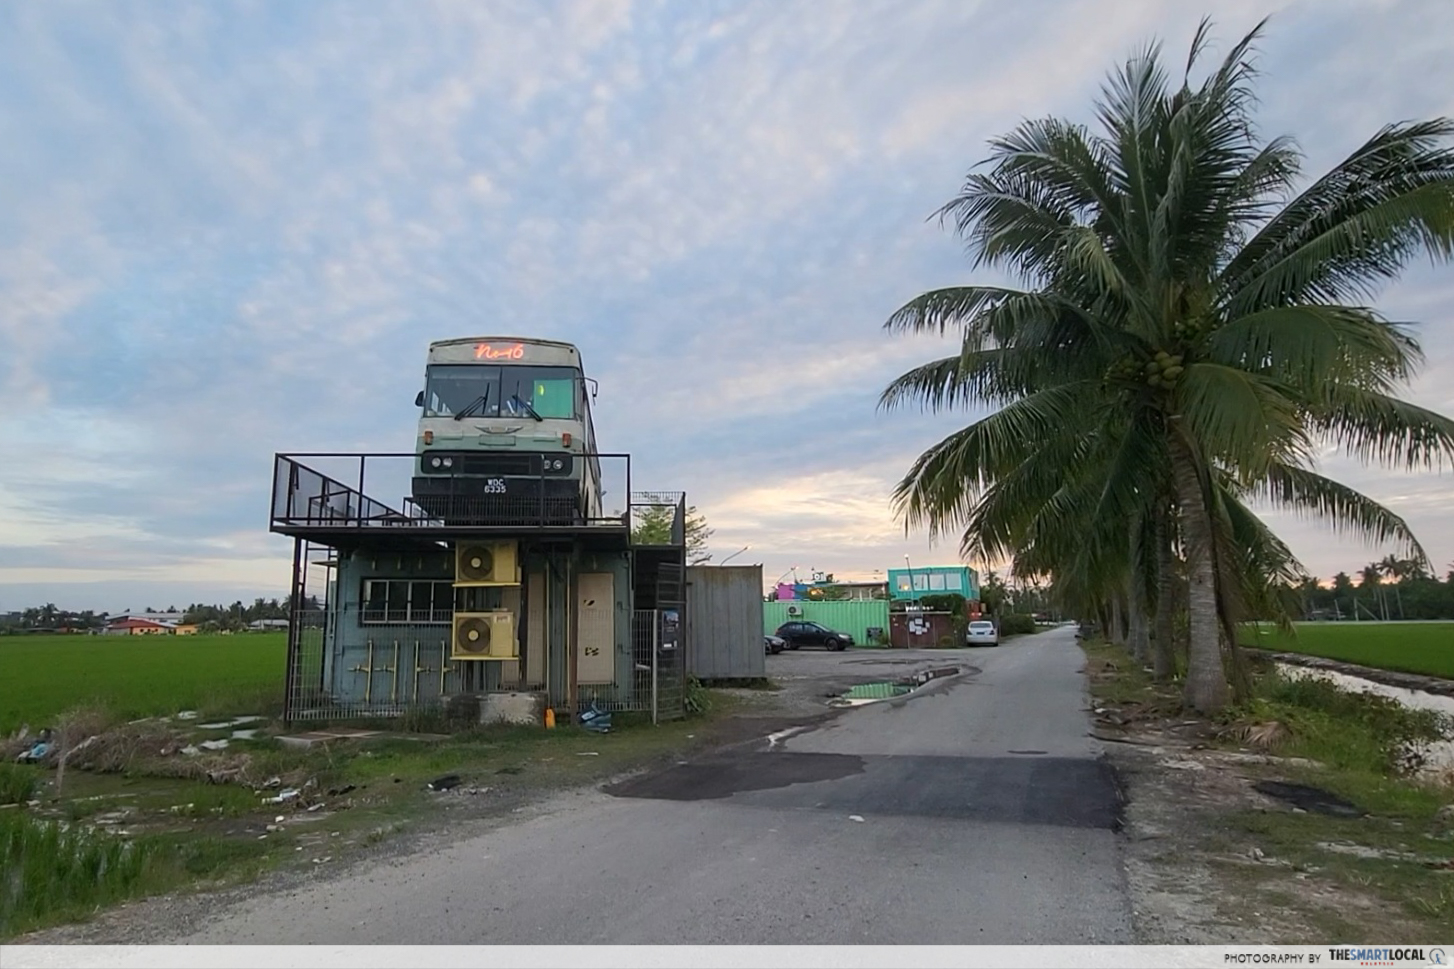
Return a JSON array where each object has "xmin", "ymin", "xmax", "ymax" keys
[{"xmin": 475, "ymin": 343, "xmax": 525, "ymax": 360}]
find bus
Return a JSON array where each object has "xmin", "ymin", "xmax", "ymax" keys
[{"xmin": 409, "ymin": 336, "xmax": 604, "ymax": 524}]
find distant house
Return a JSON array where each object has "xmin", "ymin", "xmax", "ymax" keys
[
  {"xmin": 247, "ymin": 619, "xmax": 289, "ymax": 631},
  {"xmin": 886, "ymin": 565, "xmax": 980, "ymax": 602},
  {"xmin": 103, "ymin": 617, "xmax": 178, "ymax": 636},
  {"xmin": 821, "ymin": 580, "xmax": 888, "ymax": 601}
]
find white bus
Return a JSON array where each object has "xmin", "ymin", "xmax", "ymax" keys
[{"xmin": 410, "ymin": 337, "xmax": 604, "ymax": 524}]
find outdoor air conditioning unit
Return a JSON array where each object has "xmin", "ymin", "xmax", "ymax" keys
[
  {"xmin": 451, "ymin": 611, "xmax": 518, "ymax": 661},
  {"xmin": 786, "ymin": 604, "xmax": 803, "ymax": 616},
  {"xmin": 454, "ymin": 541, "xmax": 519, "ymax": 587}
]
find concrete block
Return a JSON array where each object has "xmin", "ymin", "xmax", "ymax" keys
[{"xmin": 479, "ymin": 692, "xmax": 545, "ymax": 727}]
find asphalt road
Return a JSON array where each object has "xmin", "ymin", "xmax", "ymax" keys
[{"xmin": 160, "ymin": 625, "xmax": 1133, "ymax": 944}]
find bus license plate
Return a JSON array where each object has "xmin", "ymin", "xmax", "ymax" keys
[{"xmin": 483, "ymin": 478, "xmax": 507, "ymax": 494}]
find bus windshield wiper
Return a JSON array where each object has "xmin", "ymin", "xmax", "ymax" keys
[
  {"xmin": 510, "ymin": 395, "xmax": 544, "ymax": 421},
  {"xmin": 454, "ymin": 389, "xmax": 490, "ymax": 420}
]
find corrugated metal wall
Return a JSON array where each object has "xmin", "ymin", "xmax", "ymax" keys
[
  {"xmin": 763, "ymin": 600, "xmax": 890, "ymax": 643},
  {"xmin": 684, "ymin": 565, "xmax": 766, "ymax": 679}
]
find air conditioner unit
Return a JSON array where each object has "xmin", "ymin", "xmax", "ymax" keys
[
  {"xmin": 454, "ymin": 541, "xmax": 519, "ymax": 587},
  {"xmin": 786, "ymin": 604, "xmax": 802, "ymax": 616},
  {"xmin": 451, "ymin": 611, "xmax": 518, "ymax": 661}
]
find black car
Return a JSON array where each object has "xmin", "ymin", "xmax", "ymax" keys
[
  {"xmin": 764, "ymin": 634, "xmax": 787, "ymax": 655},
  {"xmin": 774, "ymin": 621, "xmax": 853, "ymax": 651}
]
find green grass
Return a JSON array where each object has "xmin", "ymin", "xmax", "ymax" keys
[
  {"xmin": 0, "ymin": 810, "xmax": 276, "ymax": 938},
  {"xmin": 1241, "ymin": 621, "xmax": 1454, "ymax": 679},
  {"xmin": 0, "ymin": 688, "xmax": 749, "ymax": 939},
  {"xmin": 0, "ymin": 633, "xmax": 287, "ymax": 733},
  {"xmin": 0, "ymin": 764, "xmax": 42, "ymax": 805}
]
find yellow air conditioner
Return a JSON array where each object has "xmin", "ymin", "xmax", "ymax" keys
[
  {"xmin": 451, "ymin": 611, "xmax": 518, "ymax": 661},
  {"xmin": 454, "ymin": 541, "xmax": 519, "ymax": 587}
]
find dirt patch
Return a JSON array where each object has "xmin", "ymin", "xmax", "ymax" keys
[
  {"xmin": 1086, "ymin": 642, "xmax": 1454, "ymax": 942},
  {"xmin": 1111, "ymin": 741, "xmax": 1440, "ymax": 942}
]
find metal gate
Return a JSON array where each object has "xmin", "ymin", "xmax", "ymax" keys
[{"xmin": 630, "ymin": 609, "xmax": 685, "ymax": 722}]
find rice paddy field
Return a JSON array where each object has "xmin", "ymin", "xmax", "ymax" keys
[
  {"xmin": 1243, "ymin": 621, "xmax": 1454, "ymax": 679},
  {"xmin": 0, "ymin": 632, "xmax": 287, "ymax": 734}
]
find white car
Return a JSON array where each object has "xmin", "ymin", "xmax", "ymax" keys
[{"xmin": 965, "ymin": 620, "xmax": 1000, "ymax": 646}]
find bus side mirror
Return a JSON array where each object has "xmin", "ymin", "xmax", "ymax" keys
[{"xmin": 414, "ymin": 391, "xmax": 424, "ymax": 407}]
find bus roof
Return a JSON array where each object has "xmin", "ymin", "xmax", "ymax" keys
[{"xmin": 427, "ymin": 336, "xmax": 581, "ymax": 352}]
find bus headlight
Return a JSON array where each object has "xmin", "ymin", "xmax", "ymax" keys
[
  {"xmin": 429, "ymin": 456, "xmax": 443, "ymax": 469},
  {"xmin": 442, "ymin": 457, "xmax": 454, "ymax": 468}
]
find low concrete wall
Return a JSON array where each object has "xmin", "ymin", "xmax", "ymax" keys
[{"xmin": 479, "ymin": 691, "xmax": 545, "ymax": 726}]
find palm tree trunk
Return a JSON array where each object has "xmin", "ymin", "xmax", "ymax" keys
[
  {"xmin": 1153, "ymin": 510, "xmax": 1176, "ymax": 681},
  {"xmin": 1128, "ymin": 586, "xmax": 1149, "ymax": 665},
  {"xmin": 1110, "ymin": 596, "xmax": 1125, "ymax": 648},
  {"xmin": 1170, "ymin": 436, "xmax": 1230, "ymax": 714},
  {"xmin": 1128, "ymin": 516, "xmax": 1151, "ymax": 665}
]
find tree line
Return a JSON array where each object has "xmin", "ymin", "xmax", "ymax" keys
[
  {"xmin": 1, "ymin": 595, "xmax": 320, "ymax": 634},
  {"xmin": 1289, "ymin": 558, "xmax": 1454, "ymax": 622}
]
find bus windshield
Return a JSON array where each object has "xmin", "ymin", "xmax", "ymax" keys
[{"xmin": 422, "ymin": 365, "xmax": 579, "ymax": 420}]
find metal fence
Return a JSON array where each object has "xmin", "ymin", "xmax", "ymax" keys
[
  {"xmin": 282, "ymin": 603, "xmax": 684, "ymax": 723},
  {"xmin": 763, "ymin": 599, "xmax": 891, "ymax": 643}
]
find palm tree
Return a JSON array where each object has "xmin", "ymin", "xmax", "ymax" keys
[
  {"xmin": 1358, "ymin": 562, "xmax": 1387, "ymax": 620},
  {"xmin": 1377, "ymin": 553, "xmax": 1412, "ymax": 618},
  {"xmin": 880, "ymin": 18, "xmax": 1454, "ymax": 713}
]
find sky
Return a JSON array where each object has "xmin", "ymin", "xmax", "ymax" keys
[{"xmin": 1, "ymin": 0, "xmax": 1453, "ymax": 613}]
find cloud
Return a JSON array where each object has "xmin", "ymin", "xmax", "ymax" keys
[{"xmin": 2, "ymin": 1, "xmax": 1454, "ymax": 609}]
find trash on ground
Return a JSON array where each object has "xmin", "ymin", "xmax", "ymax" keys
[
  {"xmin": 197, "ymin": 739, "xmax": 230, "ymax": 751},
  {"xmin": 261, "ymin": 776, "xmax": 282, "ymax": 789},
  {"xmin": 849, "ymin": 815, "xmax": 866, "ymax": 823},
  {"xmin": 15, "ymin": 732, "xmax": 52, "ymax": 763},
  {"xmin": 427, "ymin": 774, "xmax": 462, "ymax": 792},
  {"xmin": 264, "ymin": 788, "xmax": 300, "ymax": 804},
  {"xmin": 231, "ymin": 729, "xmax": 261, "ymax": 740},
  {"xmin": 180, "ymin": 745, "xmax": 200, "ymax": 756},
  {"xmin": 579, "ymin": 703, "xmax": 612, "ymax": 733},
  {"xmin": 576, "ymin": 751, "xmax": 599, "ymax": 757},
  {"xmin": 175, "ymin": 711, "xmax": 199, "ymax": 720},
  {"xmin": 197, "ymin": 722, "xmax": 231, "ymax": 730}
]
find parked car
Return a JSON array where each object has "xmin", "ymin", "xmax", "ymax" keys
[
  {"xmin": 764, "ymin": 634, "xmax": 786, "ymax": 655},
  {"xmin": 774, "ymin": 621, "xmax": 853, "ymax": 651},
  {"xmin": 965, "ymin": 620, "xmax": 1000, "ymax": 647}
]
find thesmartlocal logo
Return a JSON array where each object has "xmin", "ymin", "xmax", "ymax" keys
[{"xmin": 1326, "ymin": 949, "xmax": 1444, "ymax": 966}]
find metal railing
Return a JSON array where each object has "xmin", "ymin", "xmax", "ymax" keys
[
  {"xmin": 270, "ymin": 452, "xmax": 637, "ymax": 532},
  {"xmin": 628, "ymin": 491, "xmax": 687, "ymax": 546}
]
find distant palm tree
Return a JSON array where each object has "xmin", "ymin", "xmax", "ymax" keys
[
  {"xmin": 881, "ymin": 18, "xmax": 1454, "ymax": 712},
  {"xmin": 1378, "ymin": 553, "xmax": 1411, "ymax": 618},
  {"xmin": 1358, "ymin": 562, "xmax": 1387, "ymax": 620}
]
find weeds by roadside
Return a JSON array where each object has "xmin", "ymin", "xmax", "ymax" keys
[
  {"xmin": 0, "ymin": 764, "xmax": 42, "ymax": 805},
  {"xmin": 3, "ymin": 688, "xmax": 751, "ymax": 940},
  {"xmin": 1084, "ymin": 637, "xmax": 1454, "ymax": 942}
]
